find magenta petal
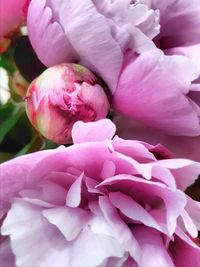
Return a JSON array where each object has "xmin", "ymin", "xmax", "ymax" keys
[
  {"xmin": 170, "ymin": 227, "xmax": 200, "ymax": 267},
  {"xmin": 133, "ymin": 226, "xmax": 175, "ymax": 267}
]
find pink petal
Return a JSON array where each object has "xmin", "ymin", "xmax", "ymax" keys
[
  {"xmin": 157, "ymin": 159, "xmax": 200, "ymax": 190},
  {"xmin": 0, "ymin": 148, "xmax": 61, "ymax": 215},
  {"xmin": 133, "ymin": 226, "xmax": 175, "ymax": 267},
  {"xmin": 101, "ymin": 160, "xmax": 116, "ymax": 180},
  {"xmin": 28, "ymin": 0, "xmax": 123, "ymax": 92},
  {"xmin": 72, "ymin": 119, "xmax": 116, "ymax": 144},
  {"xmin": 109, "ymin": 191, "xmax": 163, "ymax": 232},
  {"xmin": 43, "ymin": 206, "xmax": 90, "ymax": 241},
  {"xmin": 114, "ymin": 114, "xmax": 200, "ymax": 162},
  {"xmin": 180, "ymin": 210, "xmax": 198, "ymax": 238},
  {"xmin": 170, "ymin": 227, "xmax": 200, "ymax": 267},
  {"xmin": 27, "ymin": 0, "xmax": 77, "ymax": 66},
  {"xmin": 154, "ymin": 0, "xmax": 200, "ymax": 48},
  {"xmin": 113, "ymin": 50, "xmax": 200, "ymax": 136},
  {"xmin": 0, "ymin": 0, "xmax": 28, "ymax": 38},
  {"xmin": 0, "ymin": 237, "xmax": 15, "ymax": 267},
  {"xmin": 19, "ymin": 180, "xmax": 67, "ymax": 206},
  {"xmin": 99, "ymin": 196, "xmax": 141, "ymax": 263},
  {"xmin": 65, "ymin": 172, "xmax": 84, "ymax": 208},
  {"xmin": 98, "ymin": 174, "xmax": 187, "ymax": 236},
  {"xmin": 150, "ymin": 164, "xmax": 176, "ymax": 189},
  {"xmin": 185, "ymin": 197, "xmax": 200, "ymax": 231},
  {"xmin": 166, "ymin": 44, "xmax": 200, "ymax": 72},
  {"xmin": 112, "ymin": 137, "xmax": 156, "ymax": 162},
  {"xmin": 1, "ymin": 199, "xmax": 70, "ymax": 267},
  {"xmin": 66, "ymin": 227, "xmax": 124, "ymax": 266}
]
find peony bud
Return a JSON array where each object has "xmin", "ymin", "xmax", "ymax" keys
[
  {"xmin": 9, "ymin": 71, "xmax": 28, "ymax": 98},
  {"xmin": 25, "ymin": 64, "xmax": 110, "ymax": 144}
]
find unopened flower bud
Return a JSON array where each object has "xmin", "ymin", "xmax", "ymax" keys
[
  {"xmin": 9, "ymin": 71, "xmax": 28, "ymax": 98},
  {"xmin": 25, "ymin": 64, "xmax": 110, "ymax": 144}
]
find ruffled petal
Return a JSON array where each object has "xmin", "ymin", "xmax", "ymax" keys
[
  {"xmin": 0, "ymin": 148, "xmax": 62, "ymax": 216},
  {"xmin": 113, "ymin": 50, "xmax": 200, "ymax": 136},
  {"xmin": 98, "ymin": 174, "xmax": 187, "ymax": 236},
  {"xmin": 0, "ymin": 237, "xmax": 15, "ymax": 267},
  {"xmin": 1, "ymin": 199, "xmax": 70, "ymax": 267},
  {"xmin": 72, "ymin": 119, "xmax": 116, "ymax": 144},
  {"xmin": 27, "ymin": 0, "xmax": 77, "ymax": 66},
  {"xmin": 133, "ymin": 226, "xmax": 175, "ymax": 267},
  {"xmin": 170, "ymin": 227, "xmax": 200, "ymax": 267}
]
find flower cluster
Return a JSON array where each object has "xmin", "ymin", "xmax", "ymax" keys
[
  {"xmin": 27, "ymin": 0, "xmax": 200, "ymax": 136},
  {"xmin": 0, "ymin": 1, "xmax": 200, "ymax": 266},
  {"xmin": 0, "ymin": 120, "xmax": 200, "ymax": 267}
]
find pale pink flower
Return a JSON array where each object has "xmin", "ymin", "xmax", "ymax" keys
[
  {"xmin": 25, "ymin": 63, "xmax": 110, "ymax": 144},
  {"xmin": 0, "ymin": 119, "xmax": 200, "ymax": 267}
]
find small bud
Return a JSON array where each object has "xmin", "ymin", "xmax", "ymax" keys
[
  {"xmin": 25, "ymin": 64, "xmax": 110, "ymax": 144},
  {"xmin": 9, "ymin": 71, "xmax": 28, "ymax": 98}
]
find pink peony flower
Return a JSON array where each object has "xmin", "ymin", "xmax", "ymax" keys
[
  {"xmin": 0, "ymin": 0, "xmax": 30, "ymax": 40},
  {"xmin": 25, "ymin": 63, "xmax": 110, "ymax": 144},
  {"xmin": 0, "ymin": 119, "xmax": 200, "ymax": 267},
  {"xmin": 27, "ymin": 0, "xmax": 200, "ymax": 136}
]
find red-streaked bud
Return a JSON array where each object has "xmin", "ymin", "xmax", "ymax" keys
[{"xmin": 25, "ymin": 64, "xmax": 110, "ymax": 144}]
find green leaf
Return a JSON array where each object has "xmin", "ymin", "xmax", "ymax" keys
[
  {"xmin": 44, "ymin": 139, "xmax": 58, "ymax": 149},
  {"xmin": 0, "ymin": 152, "xmax": 14, "ymax": 163},
  {"xmin": 0, "ymin": 104, "xmax": 24, "ymax": 143},
  {"xmin": 0, "ymin": 48, "xmax": 16, "ymax": 74},
  {"xmin": 16, "ymin": 135, "xmax": 45, "ymax": 157},
  {"xmin": 13, "ymin": 36, "xmax": 46, "ymax": 82}
]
